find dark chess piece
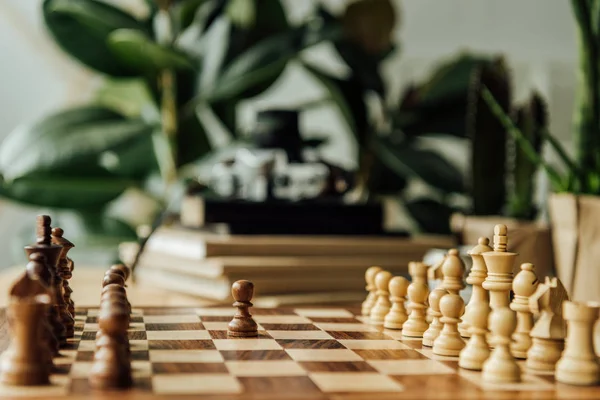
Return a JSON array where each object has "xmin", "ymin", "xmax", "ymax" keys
[
  {"xmin": 51, "ymin": 227, "xmax": 76, "ymax": 326},
  {"xmin": 89, "ymin": 305, "xmax": 132, "ymax": 389},
  {"xmin": 103, "ymin": 272, "xmax": 125, "ymax": 288},
  {"xmin": 109, "ymin": 264, "xmax": 131, "ymax": 283},
  {"xmin": 0, "ymin": 267, "xmax": 52, "ymax": 386},
  {"xmin": 24, "ymin": 215, "xmax": 66, "ymax": 348},
  {"xmin": 227, "ymin": 280, "xmax": 258, "ymax": 338},
  {"xmin": 49, "ymin": 227, "xmax": 75, "ymax": 338},
  {"xmin": 102, "ymin": 284, "xmax": 131, "ymax": 313}
]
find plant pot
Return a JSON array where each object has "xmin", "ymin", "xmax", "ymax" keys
[
  {"xmin": 547, "ymin": 193, "xmax": 600, "ymax": 302},
  {"xmin": 449, "ymin": 213, "xmax": 554, "ymax": 280}
]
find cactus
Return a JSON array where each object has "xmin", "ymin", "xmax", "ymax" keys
[
  {"xmin": 506, "ymin": 93, "xmax": 548, "ymax": 219},
  {"xmin": 466, "ymin": 57, "xmax": 511, "ymax": 216}
]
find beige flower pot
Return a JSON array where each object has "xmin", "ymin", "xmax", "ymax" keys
[
  {"xmin": 547, "ymin": 193, "xmax": 600, "ymax": 302},
  {"xmin": 450, "ymin": 213, "xmax": 555, "ymax": 280}
]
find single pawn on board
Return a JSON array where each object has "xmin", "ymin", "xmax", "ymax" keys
[
  {"xmin": 422, "ymin": 286, "xmax": 448, "ymax": 347},
  {"xmin": 228, "ymin": 280, "xmax": 258, "ymax": 337},
  {"xmin": 103, "ymin": 272, "xmax": 125, "ymax": 288},
  {"xmin": 383, "ymin": 276, "xmax": 409, "ymax": 330},
  {"xmin": 459, "ymin": 301, "xmax": 491, "ymax": 371},
  {"xmin": 432, "ymin": 292, "xmax": 465, "ymax": 356},
  {"xmin": 555, "ymin": 301, "xmax": 600, "ymax": 386},
  {"xmin": 401, "ymin": 281, "xmax": 429, "ymax": 338},
  {"xmin": 482, "ymin": 308, "xmax": 521, "ymax": 383},
  {"xmin": 369, "ymin": 270, "xmax": 392, "ymax": 326},
  {"xmin": 361, "ymin": 266, "xmax": 383, "ymax": 317},
  {"xmin": 509, "ymin": 263, "xmax": 539, "ymax": 359}
]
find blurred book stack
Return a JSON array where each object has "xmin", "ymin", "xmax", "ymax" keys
[{"xmin": 119, "ymin": 216, "xmax": 455, "ymax": 307}]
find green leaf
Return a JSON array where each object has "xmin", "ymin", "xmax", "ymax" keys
[
  {"xmin": 43, "ymin": 0, "xmax": 148, "ymax": 76},
  {"xmin": 76, "ymin": 210, "xmax": 138, "ymax": 241},
  {"xmin": 372, "ymin": 136, "xmax": 464, "ymax": 193},
  {"xmin": 176, "ymin": 108, "xmax": 213, "ymax": 167},
  {"xmin": 94, "ymin": 77, "xmax": 159, "ymax": 119},
  {"xmin": 176, "ymin": 0, "xmax": 220, "ymax": 32},
  {"xmin": 226, "ymin": 0, "xmax": 256, "ymax": 28},
  {"xmin": 107, "ymin": 29, "xmax": 196, "ymax": 73},
  {"xmin": 0, "ymin": 174, "xmax": 135, "ymax": 209},
  {"xmin": 0, "ymin": 106, "xmax": 156, "ymax": 182},
  {"xmin": 405, "ymin": 197, "xmax": 454, "ymax": 234},
  {"xmin": 367, "ymin": 157, "xmax": 408, "ymax": 195}
]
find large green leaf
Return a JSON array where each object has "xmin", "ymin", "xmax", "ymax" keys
[
  {"xmin": 94, "ymin": 77, "xmax": 159, "ymax": 119},
  {"xmin": 107, "ymin": 29, "xmax": 196, "ymax": 74},
  {"xmin": 176, "ymin": 108, "xmax": 213, "ymax": 167},
  {"xmin": 372, "ymin": 136, "xmax": 464, "ymax": 193},
  {"xmin": 176, "ymin": 0, "xmax": 223, "ymax": 32},
  {"xmin": 0, "ymin": 106, "xmax": 156, "ymax": 182},
  {"xmin": 43, "ymin": 0, "xmax": 148, "ymax": 76},
  {"xmin": 0, "ymin": 174, "xmax": 135, "ymax": 209}
]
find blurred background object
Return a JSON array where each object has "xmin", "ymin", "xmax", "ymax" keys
[{"xmin": 0, "ymin": 0, "xmax": 578, "ymax": 269}]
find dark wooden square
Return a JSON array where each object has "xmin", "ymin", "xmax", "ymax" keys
[
  {"xmin": 220, "ymin": 350, "xmax": 291, "ymax": 361},
  {"xmin": 391, "ymin": 374, "xmax": 481, "ymax": 393},
  {"xmin": 209, "ymin": 330, "xmax": 271, "ymax": 340},
  {"xmin": 69, "ymin": 378, "xmax": 90, "ymax": 394},
  {"xmin": 142, "ymin": 308, "xmax": 197, "ymax": 316},
  {"xmin": 276, "ymin": 340, "xmax": 346, "ymax": 349},
  {"xmin": 128, "ymin": 330, "xmax": 147, "ymax": 340},
  {"xmin": 152, "ymin": 362, "xmax": 228, "ymax": 374},
  {"xmin": 75, "ymin": 351, "xmax": 95, "ymax": 362},
  {"xmin": 260, "ymin": 323, "xmax": 319, "ymax": 331},
  {"xmin": 130, "ymin": 316, "xmax": 144, "ymax": 323},
  {"xmin": 144, "ymin": 323, "xmax": 205, "ymax": 331},
  {"xmin": 352, "ymin": 349, "xmax": 429, "ymax": 360},
  {"xmin": 250, "ymin": 308, "xmax": 297, "ymax": 315},
  {"xmin": 80, "ymin": 331, "xmax": 97, "ymax": 341},
  {"xmin": 398, "ymin": 339, "xmax": 425, "ymax": 349},
  {"xmin": 307, "ymin": 317, "xmax": 359, "ymax": 323},
  {"xmin": 131, "ymin": 350, "xmax": 150, "ymax": 361},
  {"xmin": 299, "ymin": 361, "xmax": 376, "ymax": 372},
  {"xmin": 238, "ymin": 376, "xmax": 322, "ymax": 394},
  {"xmin": 326, "ymin": 331, "xmax": 390, "ymax": 340},
  {"xmin": 148, "ymin": 340, "xmax": 216, "ymax": 350},
  {"xmin": 197, "ymin": 316, "xmax": 231, "ymax": 322},
  {"xmin": 85, "ymin": 316, "xmax": 97, "ymax": 324}
]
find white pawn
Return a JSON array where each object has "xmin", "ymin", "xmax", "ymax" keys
[
  {"xmin": 482, "ymin": 308, "xmax": 521, "ymax": 383},
  {"xmin": 556, "ymin": 301, "xmax": 600, "ymax": 386},
  {"xmin": 384, "ymin": 277, "xmax": 409, "ymax": 330},
  {"xmin": 422, "ymin": 287, "xmax": 447, "ymax": 347},
  {"xmin": 401, "ymin": 281, "xmax": 429, "ymax": 338},
  {"xmin": 459, "ymin": 301, "xmax": 491, "ymax": 370},
  {"xmin": 432, "ymin": 292, "xmax": 465, "ymax": 356},
  {"xmin": 361, "ymin": 266, "xmax": 383, "ymax": 316},
  {"xmin": 369, "ymin": 270, "xmax": 392, "ymax": 326},
  {"xmin": 510, "ymin": 263, "xmax": 539, "ymax": 359}
]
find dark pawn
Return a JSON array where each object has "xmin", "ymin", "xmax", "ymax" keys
[
  {"xmin": 51, "ymin": 227, "xmax": 76, "ymax": 337},
  {"xmin": 89, "ymin": 305, "xmax": 132, "ymax": 390},
  {"xmin": 110, "ymin": 264, "xmax": 131, "ymax": 282},
  {"xmin": 227, "ymin": 280, "xmax": 258, "ymax": 338},
  {"xmin": 103, "ymin": 273, "xmax": 125, "ymax": 288}
]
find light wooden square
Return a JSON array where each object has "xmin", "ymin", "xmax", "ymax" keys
[
  {"xmin": 286, "ymin": 349, "xmax": 363, "ymax": 362},
  {"xmin": 383, "ymin": 330, "xmax": 419, "ymax": 341},
  {"xmin": 128, "ymin": 322, "xmax": 145, "ymax": 331},
  {"xmin": 0, "ymin": 375, "xmax": 69, "ymax": 396},
  {"xmin": 253, "ymin": 315, "xmax": 311, "ymax": 324},
  {"xmin": 267, "ymin": 330, "xmax": 333, "ymax": 340},
  {"xmin": 153, "ymin": 374, "xmax": 242, "ymax": 394},
  {"xmin": 70, "ymin": 361, "xmax": 92, "ymax": 378},
  {"xmin": 294, "ymin": 308, "xmax": 354, "ymax": 318},
  {"xmin": 368, "ymin": 360, "xmax": 456, "ymax": 375},
  {"xmin": 313, "ymin": 323, "xmax": 379, "ymax": 332},
  {"xmin": 339, "ymin": 340, "xmax": 411, "ymax": 350},
  {"xmin": 146, "ymin": 330, "xmax": 211, "ymax": 340},
  {"xmin": 130, "ymin": 339, "xmax": 149, "ymax": 351},
  {"xmin": 417, "ymin": 348, "xmax": 463, "ymax": 361},
  {"xmin": 87, "ymin": 310, "xmax": 98, "ymax": 317},
  {"xmin": 459, "ymin": 370, "xmax": 554, "ymax": 391},
  {"xmin": 213, "ymin": 339, "xmax": 282, "ymax": 351},
  {"xmin": 143, "ymin": 315, "xmax": 200, "ymax": 324},
  {"xmin": 132, "ymin": 361, "xmax": 152, "ymax": 378},
  {"xmin": 76, "ymin": 340, "xmax": 96, "ymax": 352},
  {"xmin": 309, "ymin": 372, "xmax": 404, "ymax": 392},
  {"xmin": 226, "ymin": 360, "xmax": 307, "ymax": 377},
  {"xmin": 83, "ymin": 323, "xmax": 99, "ymax": 331},
  {"xmin": 149, "ymin": 350, "xmax": 224, "ymax": 363},
  {"xmin": 196, "ymin": 307, "xmax": 235, "ymax": 317},
  {"xmin": 131, "ymin": 308, "xmax": 144, "ymax": 315}
]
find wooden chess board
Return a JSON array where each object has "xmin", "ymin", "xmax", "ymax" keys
[{"xmin": 0, "ymin": 306, "xmax": 598, "ymax": 399}]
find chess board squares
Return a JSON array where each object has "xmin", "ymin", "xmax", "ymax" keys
[
  {"xmin": 220, "ymin": 350, "xmax": 291, "ymax": 361},
  {"xmin": 276, "ymin": 340, "xmax": 346, "ymax": 350},
  {"xmin": 368, "ymin": 360, "xmax": 456, "ymax": 375},
  {"xmin": 417, "ymin": 348, "xmax": 462, "ymax": 361},
  {"xmin": 0, "ymin": 375, "xmax": 69, "ymax": 396},
  {"xmin": 286, "ymin": 349, "xmax": 363, "ymax": 362},
  {"xmin": 459, "ymin": 369, "xmax": 555, "ymax": 391},
  {"xmin": 260, "ymin": 323, "xmax": 320, "ymax": 331},
  {"xmin": 338, "ymin": 340, "xmax": 411, "ymax": 350},
  {"xmin": 69, "ymin": 376, "xmax": 153, "ymax": 394},
  {"xmin": 309, "ymin": 372, "xmax": 404, "ymax": 393},
  {"xmin": 312, "ymin": 323, "xmax": 378, "ymax": 332},
  {"xmin": 148, "ymin": 340, "xmax": 216, "ymax": 350},
  {"xmin": 141, "ymin": 307, "xmax": 195, "ymax": 316},
  {"xmin": 213, "ymin": 339, "xmax": 282, "ymax": 351},
  {"xmin": 238, "ymin": 376, "xmax": 321, "ymax": 395},
  {"xmin": 130, "ymin": 339, "xmax": 149, "ymax": 351},
  {"xmin": 391, "ymin": 374, "xmax": 481, "ymax": 394},
  {"xmin": 145, "ymin": 322, "xmax": 205, "ymax": 331},
  {"xmin": 70, "ymin": 361, "xmax": 151, "ymax": 379},
  {"xmin": 226, "ymin": 361, "xmax": 306, "ymax": 377},
  {"xmin": 146, "ymin": 330, "xmax": 211, "ymax": 340},
  {"xmin": 202, "ymin": 321, "xmax": 265, "ymax": 331},
  {"xmin": 195, "ymin": 307, "xmax": 236, "ymax": 317},
  {"xmin": 209, "ymin": 330, "xmax": 272, "ymax": 340},
  {"xmin": 267, "ymin": 330, "xmax": 333, "ymax": 340},
  {"xmin": 327, "ymin": 331, "xmax": 390, "ymax": 340},
  {"xmin": 143, "ymin": 314, "xmax": 201, "ymax": 324},
  {"xmin": 353, "ymin": 349, "xmax": 429, "ymax": 360},
  {"xmin": 253, "ymin": 315, "xmax": 312, "ymax": 324},
  {"xmin": 152, "ymin": 374, "xmax": 242, "ymax": 395},
  {"xmin": 294, "ymin": 309, "xmax": 355, "ymax": 318},
  {"xmin": 299, "ymin": 361, "xmax": 377, "ymax": 373},
  {"xmin": 149, "ymin": 349, "xmax": 224, "ymax": 363},
  {"xmin": 153, "ymin": 362, "xmax": 228, "ymax": 374}
]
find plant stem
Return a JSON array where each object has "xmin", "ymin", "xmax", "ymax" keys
[{"xmin": 481, "ymin": 87, "xmax": 564, "ymax": 190}]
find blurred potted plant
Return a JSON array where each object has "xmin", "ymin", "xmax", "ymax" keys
[
  {"xmin": 483, "ymin": 0, "xmax": 600, "ymax": 301},
  {"xmin": 0, "ymin": 0, "xmax": 340, "ymax": 253}
]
